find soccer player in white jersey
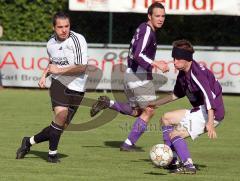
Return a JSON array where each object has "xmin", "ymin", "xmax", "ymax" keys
[{"xmin": 16, "ymin": 12, "xmax": 88, "ymax": 163}]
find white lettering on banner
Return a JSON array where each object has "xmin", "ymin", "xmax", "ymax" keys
[
  {"xmin": 0, "ymin": 45, "xmax": 240, "ymax": 93},
  {"xmin": 69, "ymin": 0, "xmax": 240, "ymax": 16}
]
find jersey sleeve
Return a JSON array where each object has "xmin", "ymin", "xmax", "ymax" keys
[
  {"xmin": 133, "ymin": 26, "xmax": 153, "ymax": 70},
  {"xmin": 46, "ymin": 42, "xmax": 53, "ymax": 63},
  {"xmin": 173, "ymin": 74, "xmax": 186, "ymax": 98},
  {"xmin": 71, "ymin": 34, "xmax": 88, "ymax": 65},
  {"xmin": 46, "ymin": 48, "xmax": 52, "ymax": 63},
  {"xmin": 191, "ymin": 68, "xmax": 216, "ymax": 110}
]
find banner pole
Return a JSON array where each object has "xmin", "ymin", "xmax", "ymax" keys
[{"xmin": 108, "ymin": 12, "xmax": 113, "ymax": 43}]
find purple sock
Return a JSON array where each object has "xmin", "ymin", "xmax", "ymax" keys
[
  {"xmin": 162, "ymin": 126, "xmax": 174, "ymax": 147},
  {"xmin": 110, "ymin": 102, "xmax": 133, "ymax": 116},
  {"xmin": 162, "ymin": 126, "xmax": 176, "ymax": 157},
  {"xmin": 171, "ymin": 136, "xmax": 192, "ymax": 165},
  {"xmin": 127, "ymin": 117, "xmax": 147, "ymax": 145}
]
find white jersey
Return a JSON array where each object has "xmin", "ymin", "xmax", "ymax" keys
[{"xmin": 47, "ymin": 31, "xmax": 88, "ymax": 92}]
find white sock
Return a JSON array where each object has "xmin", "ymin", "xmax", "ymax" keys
[
  {"xmin": 109, "ymin": 100, "xmax": 115, "ymax": 107},
  {"xmin": 49, "ymin": 150, "xmax": 57, "ymax": 155},
  {"xmin": 184, "ymin": 158, "xmax": 195, "ymax": 167},
  {"xmin": 30, "ymin": 136, "xmax": 36, "ymax": 145},
  {"xmin": 124, "ymin": 138, "xmax": 133, "ymax": 146}
]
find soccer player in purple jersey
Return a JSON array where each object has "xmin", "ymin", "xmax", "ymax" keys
[
  {"xmin": 149, "ymin": 39, "xmax": 225, "ymax": 174},
  {"xmin": 90, "ymin": 2, "xmax": 169, "ymax": 151}
]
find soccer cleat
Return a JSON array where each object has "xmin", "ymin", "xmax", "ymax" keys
[
  {"xmin": 164, "ymin": 159, "xmax": 182, "ymax": 170},
  {"xmin": 47, "ymin": 154, "xmax": 60, "ymax": 163},
  {"xmin": 170, "ymin": 165, "xmax": 196, "ymax": 174},
  {"xmin": 120, "ymin": 143, "xmax": 144, "ymax": 152},
  {"xmin": 16, "ymin": 137, "xmax": 31, "ymax": 159},
  {"xmin": 90, "ymin": 96, "xmax": 110, "ymax": 117}
]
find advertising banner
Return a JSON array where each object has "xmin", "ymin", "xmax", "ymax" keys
[
  {"xmin": 0, "ymin": 44, "xmax": 239, "ymax": 93},
  {"xmin": 69, "ymin": 0, "xmax": 240, "ymax": 16}
]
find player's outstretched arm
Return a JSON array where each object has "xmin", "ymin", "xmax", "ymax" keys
[
  {"xmin": 148, "ymin": 93, "xmax": 178, "ymax": 108},
  {"xmin": 48, "ymin": 64, "xmax": 87, "ymax": 76}
]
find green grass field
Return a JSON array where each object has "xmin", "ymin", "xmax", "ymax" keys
[{"xmin": 0, "ymin": 89, "xmax": 239, "ymax": 181}]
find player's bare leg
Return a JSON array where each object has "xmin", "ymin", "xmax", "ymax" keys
[
  {"xmin": 161, "ymin": 110, "xmax": 187, "ymax": 169},
  {"xmin": 161, "ymin": 110, "xmax": 196, "ymax": 174}
]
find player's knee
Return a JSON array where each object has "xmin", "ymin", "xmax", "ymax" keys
[
  {"xmin": 139, "ymin": 107, "xmax": 154, "ymax": 122},
  {"xmin": 169, "ymin": 129, "xmax": 188, "ymax": 140},
  {"xmin": 131, "ymin": 108, "xmax": 142, "ymax": 117},
  {"xmin": 169, "ymin": 131, "xmax": 181, "ymax": 140},
  {"xmin": 55, "ymin": 112, "xmax": 68, "ymax": 125},
  {"xmin": 161, "ymin": 112, "xmax": 171, "ymax": 126},
  {"xmin": 144, "ymin": 106, "xmax": 155, "ymax": 116}
]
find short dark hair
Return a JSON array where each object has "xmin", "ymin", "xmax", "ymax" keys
[
  {"xmin": 52, "ymin": 12, "xmax": 70, "ymax": 26},
  {"xmin": 172, "ymin": 39, "xmax": 195, "ymax": 53},
  {"xmin": 147, "ymin": 2, "xmax": 165, "ymax": 15}
]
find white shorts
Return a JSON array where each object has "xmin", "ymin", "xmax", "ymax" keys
[
  {"xmin": 179, "ymin": 105, "xmax": 220, "ymax": 140},
  {"xmin": 124, "ymin": 68, "xmax": 156, "ymax": 109}
]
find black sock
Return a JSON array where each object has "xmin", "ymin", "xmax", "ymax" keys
[
  {"xmin": 34, "ymin": 126, "xmax": 51, "ymax": 144},
  {"xmin": 49, "ymin": 122, "xmax": 64, "ymax": 152}
]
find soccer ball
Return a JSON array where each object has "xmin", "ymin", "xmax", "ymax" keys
[{"xmin": 149, "ymin": 144, "xmax": 173, "ymax": 167}]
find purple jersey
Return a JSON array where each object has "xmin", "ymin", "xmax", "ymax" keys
[
  {"xmin": 173, "ymin": 60, "xmax": 225, "ymax": 121},
  {"xmin": 127, "ymin": 22, "xmax": 157, "ymax": 80}
]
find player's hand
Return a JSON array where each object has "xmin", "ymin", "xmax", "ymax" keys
[
  {"xmin": 48, "ymin": 64, "xmax": 60, "ymax": 74},
  {"xmin": 153, "ymin": 61, "xmax": 169, "ymax": 73},
  {"xmin": 206, "ymin": 122, "xmax": 217, "ymax": 139},
  {"xmin": 38, "ymin": 76, "xmax": 46, "ymax": 88}
]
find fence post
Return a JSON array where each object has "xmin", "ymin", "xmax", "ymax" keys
[{"xmin": 0, "ymin": 24, "xmax": 3, "ymax": 88}]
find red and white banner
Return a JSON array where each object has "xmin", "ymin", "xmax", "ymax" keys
[
  {"xmin": 0, "ymin": 44, "xmax": 240, "ymax": 93},
  {"xmin": 69, "ymin": 0, "xmax": 240, "ymax": 16}
]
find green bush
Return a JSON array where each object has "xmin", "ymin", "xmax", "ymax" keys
[
  {"xmin": 0, "ymin": 1, "xmax": 239, "ymax": 45},
  {"xmin": 0, "ymin": 0, "xmax": 68, "ymax": 41}
]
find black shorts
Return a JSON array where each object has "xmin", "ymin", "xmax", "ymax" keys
[{"xmin": 50, "ymin": 78, "xmax": 85, "ymax": 110}]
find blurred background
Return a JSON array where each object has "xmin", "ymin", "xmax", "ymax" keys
[
  {"xmin": 0, "ymin": 0, "xmax": 240, "ymax": 92},
  {"xmin": 0, "ymin": 0, "xmax": 239, "ymax": 45},
  {"xmin": 0, "ymin": 2, "xmax": 240, "ymax": 180}
]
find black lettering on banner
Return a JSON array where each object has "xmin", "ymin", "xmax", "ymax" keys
[
  {"xmin": 119, "ymin": 50, "xmax": 128, "ymax": 61},
  {"xmin": 104, "ymin": 52, "xmax": 117, "ymax": 61}
]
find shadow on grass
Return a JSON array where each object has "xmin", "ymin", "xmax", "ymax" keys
[
  {"xmin": 144, "ymin": 172, "xmax": 167, "ymax": 176},
  {"xmin": 27, "ymin": 150, "xmax": 68, "ymax": 161},
  {"xmin": 81, "ymin": 141, "xmax": 122, "ymax": 149},
  {"xmin": 104, "ymin": 141, "xmax": 123, "ymax": 148},
  {"xmin": 82, "ymin": 141, "xmax": 145, "ymax": 152},
  {"xmin": 133, "ymin": 159, "xmax": 207, "ymax": 171},
  {"xmin": 104, "ymin": 141, "xmax": 145, "ymax": 152},
  {"xmin": 194, "ymin": 163, "xmax": 207, "ymax": 170},
  {"xmin": 131, "ymin": 158, "xmax": 151, "ymax": 163},
  {"xmin": 81, "ymin": 145, "xmax": 106, "ymax": 148},
  {"xmin": 131, "ymin": 159, "xmax": 158, "ymax": 168},
  {"xmin": 81, "ymin": 141, "xmax": 123, "ymax": 149}
]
